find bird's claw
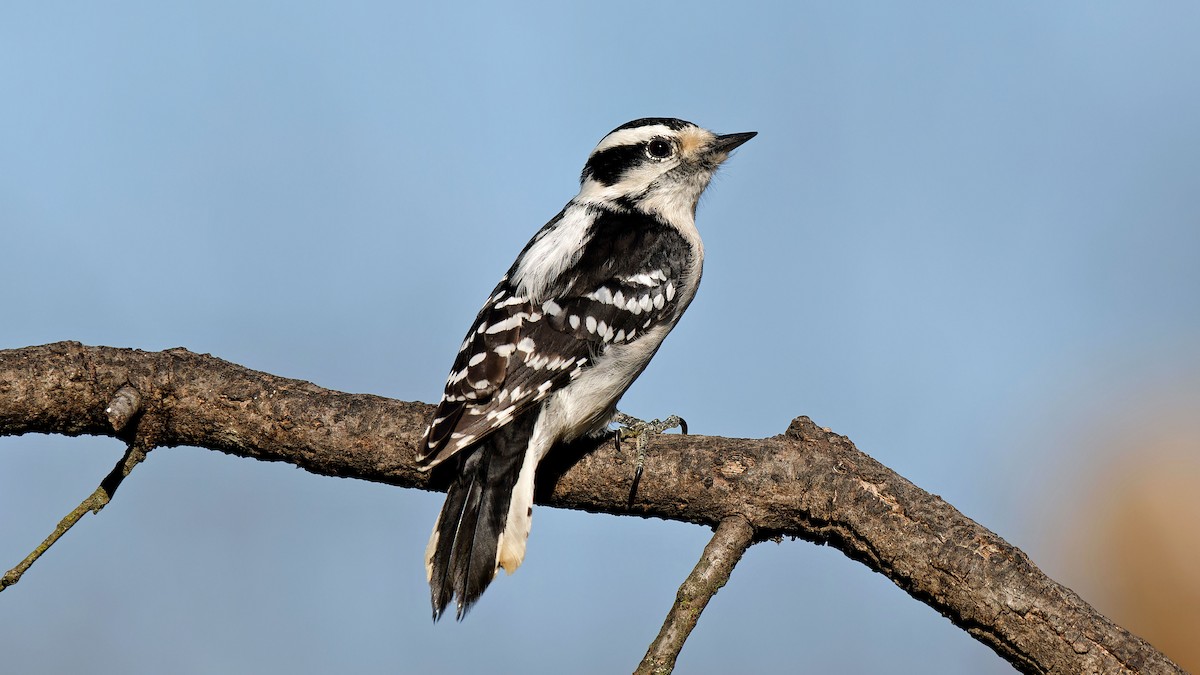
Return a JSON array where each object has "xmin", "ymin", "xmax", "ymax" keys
[{"xmin": 612, "ymin": 412, "xmax": 688, "ymax": 506}]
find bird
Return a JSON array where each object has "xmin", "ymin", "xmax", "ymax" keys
[{"xmin": 415, "ymin": 117, "xmax": 755, "ymax": 620}]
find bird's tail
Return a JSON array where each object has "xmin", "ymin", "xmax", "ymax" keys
[{"xmin": 425, "ymin": 418, "xmax": 538, "ymax": 621}]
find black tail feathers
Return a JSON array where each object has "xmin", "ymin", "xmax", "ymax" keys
[{"xmin": 427, "ymin": 420, "xmax": 531, "ymax": 621}]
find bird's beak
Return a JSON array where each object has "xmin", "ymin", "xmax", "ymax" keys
[{"xmin": 710, "ymin": 131, "xmax": 757, "ymax": 154}]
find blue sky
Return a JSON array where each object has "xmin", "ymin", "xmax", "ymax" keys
[{"xmin": 2, "ymin": 3, "xmax": 1198, "ymax": 673}]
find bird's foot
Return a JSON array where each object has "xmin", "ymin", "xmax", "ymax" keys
[{"xmin": 612, "ymin": 412, "xmax": 688, "ymax": 506}]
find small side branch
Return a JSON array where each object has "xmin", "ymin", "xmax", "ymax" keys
[
  {"xmin": 635, "ymin": 516, "xmax": 755, "ymax": 675},
  {"xmin": 1, "ymin": 442, "xmax": 148, "ymax": 591}
]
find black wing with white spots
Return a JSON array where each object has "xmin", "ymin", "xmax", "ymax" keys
[
  {"xmin": 552, "ymin": 206, "xmax": 693, "ymax": 344},
  {"xmin": 416, "ymin": 207, "xmax": 691, "ymax": 469}
]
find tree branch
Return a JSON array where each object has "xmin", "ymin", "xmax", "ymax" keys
[
  {"xmin": 0, "ymin": 342, "xmax": 1183, "ymax": 674},
  {"xmin": 1, "ymin": 441, "xmax": 147, "ymax": 590},
  {"xmin": 635, "ymin": 516, "xmax": 755, "ymax": 675}
]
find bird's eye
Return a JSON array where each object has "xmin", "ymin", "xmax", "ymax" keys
[{"xmin": 646, "ymin": 139, "xmax": 673, "ymax": 159}]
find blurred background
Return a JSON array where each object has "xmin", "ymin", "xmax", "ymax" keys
[{"xmin": 2, "ymin": 3, "xmax": 1197, "ymax": 673}]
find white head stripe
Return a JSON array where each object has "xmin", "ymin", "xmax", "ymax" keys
[{"xmin": 590, "ymin": 125, "xmax": 678, "ymax": 155}]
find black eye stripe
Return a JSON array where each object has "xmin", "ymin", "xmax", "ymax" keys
[
  {"xmin": 581, "ymin": 144, "xmax": 644, "ymax": 186},
  {"xmin": 582, "ymin": 137, "xmax": 678, "ymax": 185}
]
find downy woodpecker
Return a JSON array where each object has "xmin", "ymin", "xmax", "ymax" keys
[{"xmin": 416, "ymin": 118, "xmax": 755, "ymax": 620}]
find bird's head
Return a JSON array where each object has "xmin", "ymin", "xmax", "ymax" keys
[{"xmin": 577, "ymin": 118, "xmax": 756, "ymax": 223}]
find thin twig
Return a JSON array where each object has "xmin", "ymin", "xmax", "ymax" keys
[
  {"xmin": 635, "ymin": 516, "xmax": 755, "ymax": 675},
  {"xmin": 1, "ymin": 443, "xmax": 148, "ymax": 591}
]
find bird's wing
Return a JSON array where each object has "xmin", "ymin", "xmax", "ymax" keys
[{"xmin": 416, "ymin": 259, "xmax": 685, "ymax": 469}]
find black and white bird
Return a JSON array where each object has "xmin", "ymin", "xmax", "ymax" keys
[{"xmin": 416, "ymin": 118, "xmax": 755, "ymax": 620}]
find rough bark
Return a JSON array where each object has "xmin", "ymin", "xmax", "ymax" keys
[
  {"xmin": 635, "ymin": 516, "xmax": 755, "ymax": 675},
  {"xmin": 0, "ymin": 342, "xmax": 1184, "ymax": 674}
]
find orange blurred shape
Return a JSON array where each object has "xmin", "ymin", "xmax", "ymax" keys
[{"xmin": 1078, "ymin": 436, "xmax": 1200, "ymax": 671}]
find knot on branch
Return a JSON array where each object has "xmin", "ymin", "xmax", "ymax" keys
[
  {"xmin": 784, "ymin": 415, "xmax": 831, "ymax": 440},
  {"xmin": 105, "ymin": 385, "xmax": 142, "ymax": 432}
]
